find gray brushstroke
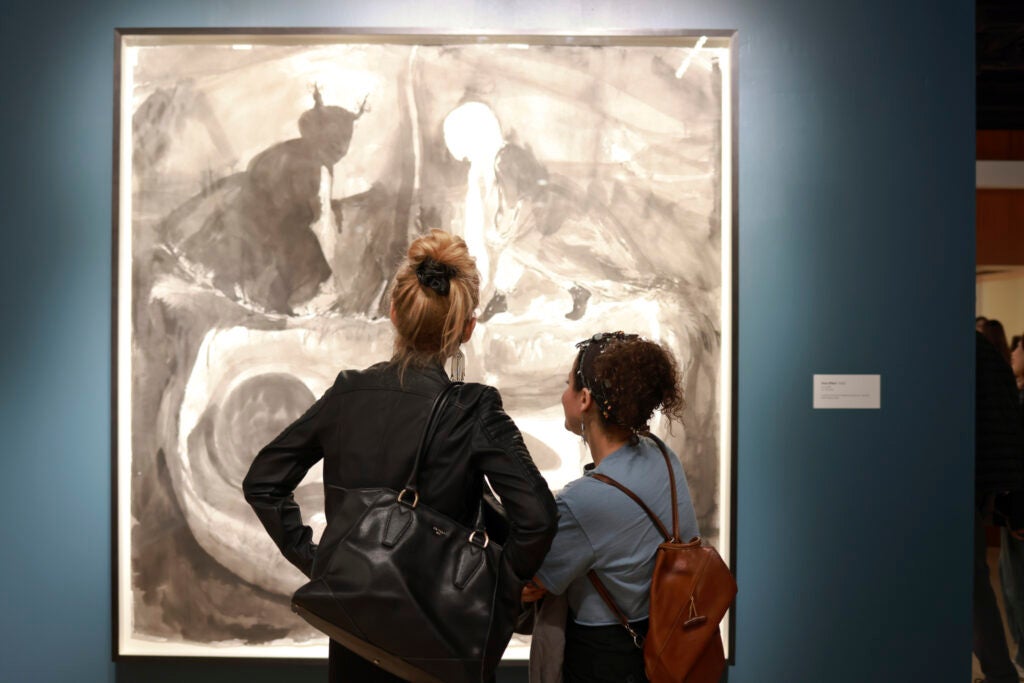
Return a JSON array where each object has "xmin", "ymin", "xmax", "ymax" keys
[{"xmin": 123, "ymin": 40, "xmax": 726, "ymax": 654}]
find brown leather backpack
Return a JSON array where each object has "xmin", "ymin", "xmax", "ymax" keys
[{"xmin": 587, "ymin": 434, "xmax": 737, "ymax": 683}]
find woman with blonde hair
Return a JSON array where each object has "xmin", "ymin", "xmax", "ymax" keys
[{"xmin": 244, "ymin": 229, "xmax": 557, "ymax": 682}]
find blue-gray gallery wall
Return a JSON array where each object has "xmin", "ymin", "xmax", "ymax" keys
[{"xmin": 0, "ymin": 0, "xmax": 974, "ymax": 681}]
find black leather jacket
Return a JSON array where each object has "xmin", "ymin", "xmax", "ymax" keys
[{"xmin": 242, "ymin": 360, "xmax": 558, "ymax": 585}]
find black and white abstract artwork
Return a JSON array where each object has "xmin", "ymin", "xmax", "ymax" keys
[{"xmin": 114, "ymin": 31, "xmax": 734, "ymax": 659}]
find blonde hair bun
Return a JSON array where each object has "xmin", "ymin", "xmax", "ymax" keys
[{"xmin": 391, "ymin": 230, "xmax": 481, "ymax": 367}]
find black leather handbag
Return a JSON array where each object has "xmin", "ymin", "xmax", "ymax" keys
[{"xmin": 292, "ymin": 382, "xmax": 506, "ymax": 683}]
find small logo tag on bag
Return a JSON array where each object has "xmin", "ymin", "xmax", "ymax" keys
[{"xmin": 432, "ymin": 526, "xmax": 447, "ymax": 536}]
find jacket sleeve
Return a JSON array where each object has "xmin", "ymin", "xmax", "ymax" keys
[
  {"xmin": 241, "ymin": 386, "xmax": 331, "ymax": 578},
  {"xmin": 472, "ymin": 387, "xmax": 558, "ymax": 581}
]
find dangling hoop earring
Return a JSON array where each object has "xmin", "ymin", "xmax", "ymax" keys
[
  {"xmin": 580, "ymin": 419, "xmax": 587, "ymax": 445},
  {"xmin": 449, "ymin": 347, "xmax": 466, "ymax": 382}
]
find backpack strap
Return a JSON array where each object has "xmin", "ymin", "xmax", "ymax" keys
[
  {"xmin": 648, "ymin": 433, "xmax": 681, "ymax": 543},
  {"xmin": 586, "ymin": 571, "xmax": 645, "ymax": 648},
  {"xmin": 590, "ymin": 434, "xmax": 679, "ymax": 542},
  {"xmin": 584, "ymin": 434, "xmax": 681, "ymax": 646},
  {"xmin": 590, "ymin": 473, "xmax": 671, "ymax": 542}
]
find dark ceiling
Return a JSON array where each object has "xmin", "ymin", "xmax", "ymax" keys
[{"xmin": 978, "ymin": 0, "xmax": 1024, "ymax": 129}]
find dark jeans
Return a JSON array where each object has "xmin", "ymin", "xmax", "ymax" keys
[
  {"xmin": 563, "ymin": 617, "xmax": 649, "ymax": 683},
  {"xmin": 974, "ymin": 509, "xmax": 1019, "ymax": 683}
]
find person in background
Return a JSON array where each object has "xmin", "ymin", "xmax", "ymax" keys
[
  {"xmin": 522, "ymin": 332, "xmax": 698, "ymax": 683},
  {"xmin": 975, "ymin": 330, "xmax": 1024, "ymax": 683},
  {"xmin": 243, "ymin": 229, "xmax": 557, "ymax": 682},
  {"xmin": 980, "ymin": 316, "xmax": 992, "ymax": 333},
  {"xmin": 999, "ymin": 335, "xmax": 1024, "ymax": 678},
  {"xmin": 984, "ymin": 319, "xmax": 1013, "ymax": 366}
]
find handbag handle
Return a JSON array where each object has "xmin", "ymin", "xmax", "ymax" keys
[
  {"xmin": 399, "ymin": 381, "xmax": 488, "ymax": 540},
  {"xmin": 402, "ymin": 381, "xmax": 461, "ymax": 495}
]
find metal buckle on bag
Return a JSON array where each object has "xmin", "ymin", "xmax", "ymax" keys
[
  {"xmin": 625, "ymin": 624, "xmax": 645, "ymax": 649},
  {"xmin": 468, "ymin": 530, "xmax": 489, "ymax": 548},
  {"xmin": 397, "ymin": 489, "xmax": 419, "ymax": 508}
]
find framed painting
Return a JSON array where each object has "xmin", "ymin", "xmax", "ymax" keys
[{"xmin": 113, "ymin": 28, "xmax": 737, "ymax": 660}]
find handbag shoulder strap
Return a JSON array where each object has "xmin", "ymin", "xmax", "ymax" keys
[{"xmin": 402, "ymin": 381, "xmax": 461, "ymax": 492}]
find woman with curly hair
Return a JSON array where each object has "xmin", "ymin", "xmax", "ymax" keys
[{"xmin": 523, "ymin": 332, "xmax": 699, "ymax": 683}]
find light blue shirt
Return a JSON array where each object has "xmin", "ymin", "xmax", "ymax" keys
[{"xmin": 535, "ymin": 436, "xmax": 699, "ymax": 625}]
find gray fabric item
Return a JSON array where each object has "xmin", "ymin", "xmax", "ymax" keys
[{"xmin": 528, "ymin": 593, "xmax": 568, "ymax": 683}]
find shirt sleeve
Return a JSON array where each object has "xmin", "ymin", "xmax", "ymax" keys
[
  {"xmin": 241, "ymin": 385, "xmax": 330, "ymax": 578},
  {"xmin": 535, "ymin": 493, "xmax": 596, "ymax": 595}
]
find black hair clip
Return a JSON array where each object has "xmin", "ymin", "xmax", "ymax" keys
[
  {"xmin": 415, "ymin": 258, "xmax": 456, "ymax": 296},
  {"xmin": 572, "ymin": 331, "xmax": 641, "ymax": 426},
  {"xmin": 573, "ymin": 331, "xmax": 638, "ymax": 392}
]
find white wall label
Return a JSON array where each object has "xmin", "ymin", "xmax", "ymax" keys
[{"xmin": 813, "ymin": 374, "xmax": 881, "ymax": 409}]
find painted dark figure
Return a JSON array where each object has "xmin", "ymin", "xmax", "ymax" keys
[{"xmin": 180, "ymin": 88, "xmax": 365, "ymax": 314}]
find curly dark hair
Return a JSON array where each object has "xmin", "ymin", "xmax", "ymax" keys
[{"xmin": 573, "ymin": 333, "xmax": 683, "ymax": 434}]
